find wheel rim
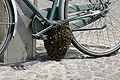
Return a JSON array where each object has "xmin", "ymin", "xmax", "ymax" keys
[{"xmin": 0, "ymin": 0, "xmax": 12, "ymax": 54}]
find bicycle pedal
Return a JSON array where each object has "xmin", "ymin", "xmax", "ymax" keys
[
  {"xmin": 32, "ymin": 35, "xmax": 40, "ymax": 39},
  {"xmin": 41, "ymin": 34, "xmax": 48, "ymax": 40},
  {"xmin": 32, "ymin": 34, "xmax": 47, "ymax": 40}
]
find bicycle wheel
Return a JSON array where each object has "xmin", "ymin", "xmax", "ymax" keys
[
  {"xmin": 0, "ymin": 0, "xmax": 14, "ymax": 56},
  {"xmin": 60, "ymin": 0, "xmax": 120, "ymax": 57}
]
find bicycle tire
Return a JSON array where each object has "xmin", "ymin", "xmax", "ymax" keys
[
  {"xmin": 59, "ymin": 0, "xmax": 120, "ymax": 57},
  {"xmin": 0, "ymin": 0, "xmax": 14, "ymax": 56}
]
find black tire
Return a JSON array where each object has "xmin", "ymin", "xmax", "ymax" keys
[
  {"xmin": 0, "ymin": 0, "xmax": 14, "ymax": 56},
  {"xmin": 63, "ymin": 0, "xmax": 120, "ymax": 57}
]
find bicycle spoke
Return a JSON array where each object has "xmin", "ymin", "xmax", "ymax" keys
[
  {"xmin": 0, "ymin": 0, "xmax": 14, "ymax": 55},
  {"xmin": 108, "ymin": 14, "xmax": 120, "ymax": 32},
  {"xmin": 0, "ymin": 22, "xmax": 14, "ymax": 25},
  {"xmin": 108, "ymin": 13, "xmax": 120, "ymax": 41},
  {"xmin": 96, "ymin": 18, "xmax": 103, "ymax": 51},
  {"xmin": 109, "ymin": 0, "xmax": 118, "ymax": 8},
  {"xmin": 89, "ymin": 21, "xmax": 97, "ymax": 47}
]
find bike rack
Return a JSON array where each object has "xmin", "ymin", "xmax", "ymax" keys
[{"xmin": 0, "ymin": 0, "xmax": 36, "ymax": 64}]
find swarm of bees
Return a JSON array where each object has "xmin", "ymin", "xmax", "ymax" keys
[{"xmin": 44, "ymin": 21, "xmax": 72, "ymax": 59}]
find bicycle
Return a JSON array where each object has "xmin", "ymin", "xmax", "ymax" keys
[{"xmin": 0, "ymin": 0, "xmax": 119, "ymax": 59}]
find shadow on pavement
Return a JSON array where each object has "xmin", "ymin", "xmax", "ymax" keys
[
  {"xmin": 0, "ymin": 47, "xmax": 118, "ymax": 70},
  {"xmin": 35, "ymin": 48, "xmax": 119, "ymax": 61}
]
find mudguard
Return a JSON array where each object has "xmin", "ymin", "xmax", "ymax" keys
[{"xmin": 11, "ymin": 0, "xmax": 18, "ymax": 37}]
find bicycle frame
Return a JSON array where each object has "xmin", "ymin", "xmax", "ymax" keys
[
  {"xmin": 22, "ymin": 0, "xmax": 60, "ymax": 37},
  {"xmin": 22, "ymin": 0, "xmax": 110, "ymax": 36}
]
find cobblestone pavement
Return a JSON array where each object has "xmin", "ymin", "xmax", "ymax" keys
[
  {"xmin": 0, "ymin": 0, "xmax": 120, "ymax": 80},
  {"xmin": 0, "ymin": 40, "xmax": 119, "ymax": 80}
]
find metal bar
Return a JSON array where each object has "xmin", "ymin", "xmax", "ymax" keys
[
  {"xmin": 63, "ymin": 10, "xmax": 102, "ymax": 22},
  {"xmin": 32, "ymin": 24, "xmax": 55, "ymax": 36},
  {"xmin": 49, "ymin": 0, "xmax": 58, "ymax": 21},
  {"xmin": 72, "ymin": 25, "xmax": 106, "ymax": 31},
  {"xmin": 99, "ymin": 0, "xmax": 104, "ymax": 5},
  {"xmin": 0, "ymin": 22, "xmax": 15, "ymax": 25}
]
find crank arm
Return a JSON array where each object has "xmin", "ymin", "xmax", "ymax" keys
[
  {"xmin": 32, "ymin": 34, "xmax": 48, "ymax": 40},
  {"xmin": 32, "ymin": 24, "xmax": 56, "ymax": 37},
  {"xmin": 72, "ymin": 24, "xmax": 106, "ymax": 31}
]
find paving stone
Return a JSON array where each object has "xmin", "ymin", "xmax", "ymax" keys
[
  {"xmin": 52, "ymin": 69, "xmax": 63, "ymax": 77},
  {"xmin": 81, "ymin": 76, "xmax": 93, "ymax": 80},
  {"xmin": 118, "ymin": 68, "xmax": 120, "ymax": 71},
  {"xmin": 94, "ymin": 72, "xmax": 107, "ymax": 78},
  {"xmin": 90, "ymin": 66, "xmax": 102, "ymax": 71},
  {"xmin": 79, "ymin": 70, "xmax": 93, "ymax": 78},
  {"xmin": 25, "ymin": 71, "xmax": 36, "ymax": 75},
  {"xmin": 108, "ymin": 72, "xmax": 120, "ymax": 80},
  {"xmin": 94, "ymin": 78, "xmax": 107, "ymax": 80},
  {"xmin": 1, "ymin": 77, "xmax": 16, "ymax": 80},
  {"xmin": 94, "ymin": 58, "xmax": 104, "ymax": 64},
  {"xmin": 52, "ymin": 77, "xmax": 62, "ymax": 80},
  {"xmin": 75, "ymin": 60, "xmax": 86, "ymax": 65},
  {"xmin": 38, "ymin": 70, "xmax": 48, "ymax": 74},
  {"xmin": 66, "ymin": 70, "xmax": 75, "ymax": 75},
  {"xmin": 65, "ymin": 65, "xmax": 75, "ymax": 70},
  {"xmin": 108, "ymin": 65, "xmax": 118, "ymax": 70},
  {"xmin": 15, "ymin": 78, "xmax": 28, "ymax": 80},
  {"xmin": 66, "ymin": 75, "xmax": 77, "ymax": 79},
  {"xmin": 53, "ymin": 73, "xmax": 63, "ymax": 78},
  {"xmin": 2, "ymin": 71, "xmax": 16, "ymax": 78},
  {"xmin": 104, "ymin": 58, "xmax": 115, "ymax": 65},
  {"xmin": 36, "ymin": 74, "xmax": 48, "ymax": 79},
  {"xmin": 102, "ymin": 69, "xmax": 115, "ymax": 74},
  {"xmin": 99, "ymin": 63, "xmax": 108, "ymax": 69},
  {"xmin": 76, "ymin": 78, "xmax": 85, "ymax": 80},
  {"xmin": 81, "ymin": 65, "xmax": 89, "ymax": 70},
  {"xmin": 114, "ymin": 62, "xmax": 120, "ymax": 67}
]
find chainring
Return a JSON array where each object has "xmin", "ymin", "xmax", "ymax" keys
[{"xmin": 44, "ymin": 21, "xmax": 72, "ymax": 59}]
